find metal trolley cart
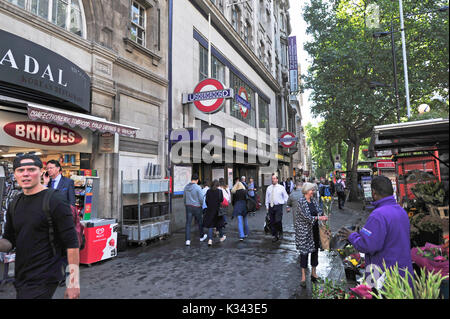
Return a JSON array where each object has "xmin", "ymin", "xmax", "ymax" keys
[{"xmin": 120, "ymin": 170, "xmax": 170, "ymax": 246}]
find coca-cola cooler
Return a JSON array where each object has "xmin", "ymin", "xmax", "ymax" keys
[{"xmin": 80, "ymin": 219, "xmax": 118, "ymax": 265}]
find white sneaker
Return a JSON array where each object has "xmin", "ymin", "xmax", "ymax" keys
[
  {"xmin": 220, "ymin": 235, "xmax": 227, "ymax": 242},
  {"xmin": 208, "ymin": 239, "xmax": 213, "ymax": 246},
  {"xmin": 200, "ymin": 234, "xmax": 207, "ymax": 242},
  {"xmin": 185, "ymin": 240, "xmax": 190, "ymax": 246}
]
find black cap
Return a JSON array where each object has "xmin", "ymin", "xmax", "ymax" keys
[{"xmin": 13, "ymin": 153, "xmax": 43, "ymax": 171}]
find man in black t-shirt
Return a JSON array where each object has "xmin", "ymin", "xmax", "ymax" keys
[{"xmin": 0, "ymin": 154, "xmax": 80, "ymax": 299}]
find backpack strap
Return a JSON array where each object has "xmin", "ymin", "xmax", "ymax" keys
[{"xmin": 43, "ymin": 188, "xmax": 57, "ymax": 257}]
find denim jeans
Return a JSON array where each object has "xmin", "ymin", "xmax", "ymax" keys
[
  {"xmin": 207, "ymin": 227, "xmax": 224, "ymax": 240},
  {"xmin": 185, "ymin": 205, "xmax": 204, "ymax": 241},
  {"xmin": 237, "ymin": 215, "xmax": 249, "ymax": 239}
]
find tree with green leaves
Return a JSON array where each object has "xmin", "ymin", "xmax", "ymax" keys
[{"xmin": 302, "ymin": 0, "xmax": 449, "ymax": 201}]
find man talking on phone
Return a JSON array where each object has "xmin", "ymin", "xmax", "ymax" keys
[{"xmin": 43, "ymin": 160, "xmax": 75, "ymax": 206}]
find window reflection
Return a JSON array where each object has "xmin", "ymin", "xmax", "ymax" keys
[{"xmin": 8, "ymin": 0, "xmax": 85, "ymax": 38}]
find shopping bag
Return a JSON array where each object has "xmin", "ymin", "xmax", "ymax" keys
[{"xmin": 318, "ymin": 221, "xmax": 331, "ymax": 250}]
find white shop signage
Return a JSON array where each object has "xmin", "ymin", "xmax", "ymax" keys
[{"xmin": 0, "ymin": 110, "xmax": 92, "ymax": 153}]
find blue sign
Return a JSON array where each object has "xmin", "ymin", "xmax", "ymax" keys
[{"xmin": 235, "ymin": 94, "xmax": 251, "ymax": 110}]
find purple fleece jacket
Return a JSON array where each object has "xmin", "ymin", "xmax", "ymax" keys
[{"xmin": 348, "ymin": 195, "xmax": 413, "ymax": 278}]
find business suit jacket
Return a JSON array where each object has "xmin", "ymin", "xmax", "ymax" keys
[{"xmin": 51, "ymin": 175, "xmax": 76, "ymax": 206}]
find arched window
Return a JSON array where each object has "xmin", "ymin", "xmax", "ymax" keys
[{"xmin": 8, "ymin": 0, "xmax": 87, "ymax": 38}]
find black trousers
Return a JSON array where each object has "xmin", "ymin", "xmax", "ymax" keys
[
  {"xmin": 16, "ymin": 283, "xmax": 59, "ymax": 299},
  {"xmin": 300, "ymin": 222, "xmax": 320, "ymax": 269},
  {"xmin": 337, "ymin": 191, "xmax": 346, "ymax": 208},
  {"xmin": 268, "ymin": 204, "xmax": 283, "ymax": 237}
]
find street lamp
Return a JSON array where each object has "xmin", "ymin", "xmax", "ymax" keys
[
  {"xmin": 373, "ymin": 4, "xmax": 449, "ymax": 119},
  {"xmin": 372, "ymin": 20, "xmax": 401, "ymax": 123}
]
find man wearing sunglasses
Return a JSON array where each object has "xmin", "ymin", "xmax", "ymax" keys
[{"xmin": 0, "ymin": 153, "xmax": 80, "ymax": 299}]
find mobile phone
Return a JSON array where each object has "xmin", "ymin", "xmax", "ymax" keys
[{"xmin": 45, "ymin": 172, "xmax": 49, "ymax": 177}]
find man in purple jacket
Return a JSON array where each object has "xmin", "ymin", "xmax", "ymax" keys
[{"xmin": 338, "ymin": 175, "xmax": 413, "ymax": 282}]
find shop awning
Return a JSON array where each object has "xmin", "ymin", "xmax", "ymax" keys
[
  {"xmin": 369, "ymin": 118, "xmax": 449, "ymax": 157},
  {"xmin": 27, "ymin": 103, "xmax": 139, "ymax": 138}
]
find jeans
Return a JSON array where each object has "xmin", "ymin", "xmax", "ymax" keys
[
  {"xmin": 207, "ymin": 227, "xmax": 224, "ymax": 240},
  {"xmin": 237, "ymin": 215, "xmax": 249, "ymax": 239},
  {"xmin": 185, "ymin": 206, "xmax": 204, "ymax": 241}
]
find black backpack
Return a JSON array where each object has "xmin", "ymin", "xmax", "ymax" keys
[{"xmin": 8, "ymin": 188, "xmax": 83, "ymax": 256}]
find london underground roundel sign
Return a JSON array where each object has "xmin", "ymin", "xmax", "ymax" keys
[
  {"xmin": 237, "ymin": 87, "xmax": 250, "ymax": 119},
  {"xmin": 279, "ymin": 132, "xmax": 298, "ymax": 148},
  {"xmin": 183, "ymin": 78, "xmax": 233, "ymax": 114}
]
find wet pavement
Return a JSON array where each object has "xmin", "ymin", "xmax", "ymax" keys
[{"xmin": 0, "ymin": 199, "xmax": 369, "ymax": 299}]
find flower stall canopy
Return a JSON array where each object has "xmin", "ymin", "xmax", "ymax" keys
[
  {"xmin": 369, "ymin": 118, "xmax": 449, "ymax": 158},
  {"xmin": 26, "ymin": 103, "xmax": 139, "ymax": 138}
]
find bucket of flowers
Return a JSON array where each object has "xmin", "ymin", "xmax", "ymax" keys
[{"xmin": 342, "ymin": 251, "xmax": 365, "ymax": 282}]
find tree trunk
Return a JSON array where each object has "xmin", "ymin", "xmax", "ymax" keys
[
  {"xmin": 345, "ymin": 141, "xmax": 353, "ymax": 174},
  {"xmin": 349, "ymin": 137, "xmax": 360, "ymax": 202}
]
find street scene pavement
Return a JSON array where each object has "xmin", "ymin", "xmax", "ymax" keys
[{"xmin": 0, "ymin": 199, "xmax": 368, "ymax": 299}]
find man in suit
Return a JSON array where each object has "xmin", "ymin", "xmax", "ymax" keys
[{"xmin": 44, "ymin": 159, "xmax": 75, "ymax": 206}]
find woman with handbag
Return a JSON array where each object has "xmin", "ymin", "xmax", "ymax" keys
[
  {"xmin": 294, "ymin": 182, "xmax": 328, "ymax": 287},
  {"xmin": 231, "ymin": 179, "xmax": 249, "ymax": 241},
  {"xmin": 204, "ymin": 180, "xmax": 225, "ymax": 246}
]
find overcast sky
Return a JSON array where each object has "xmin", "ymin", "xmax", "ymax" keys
[{"xmin": 288, "ymin": 0, "xmax": 320, "ymax": 127}]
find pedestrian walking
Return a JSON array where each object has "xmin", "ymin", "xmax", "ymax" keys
[
  {"xmin": 265, "ymin": 174, "xmax": 289, "ymax": 242},
  {"xmin": 231, "ymin": 179, "xmax": 249, "ymax": 241},
  {"xmin": 0, "ymin": 154, "xmax": 80, "ymax": 299},
  {"xmin": 336, "ymin": 175, "xmax": 346, "ymax": 209},
  {"xmin": 338, "ymin": 175, "xmax": 414, "ymax": 285},
  {"xmin": 204, "ymin": 180, "xmax": 225, "ymax": 246},
  {"xmin": 295, "ymin": 182, "xmax": 328, "ymax": 287},
  {"xmin": 247, "ymin": 177, "xmax": 257, "ymax": 216},
  {"xmin": 183, "ymin": 174, "xmax": 208, "ymax": 246},
  {"xmin": 286, "ymin": 181, "xmax": 304, "ymax": 226},
  {"xmin": 241, "ymin": 176, "xmax": 248, "ymax": 189},
  {"xmin": 289, "ymin": 178, "xmax": 295, "ymax": 194},
  {"xmin": 201, "ymin": 179, "xmax": 210, "ymax": 213}
]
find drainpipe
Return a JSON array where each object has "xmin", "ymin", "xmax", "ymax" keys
[{"xmin": 168, "ymin": 0, "xmax": 173, "ymax": 229}]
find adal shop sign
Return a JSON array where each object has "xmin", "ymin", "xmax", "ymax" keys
[{"xmin": 0, "ymin": 29, "xmax": 90, "ymax": 112}]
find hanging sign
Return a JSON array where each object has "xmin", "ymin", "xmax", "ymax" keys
[
  {"xmin": 279, "ymin": 132, "xmax": 298, "ymax": 148},
  {"xmin": 182, "ymin": 78, "xmax": 233, "ymax": 114},
  {"xmin": 235, "ymin": 87, "xmax": 250, "ymax": 119}
]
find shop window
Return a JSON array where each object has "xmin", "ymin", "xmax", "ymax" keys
[
  {"xmin": 230, "ymin": 71, "xmax": 256, "ymax": 128},
  {"xmin": 8, "ymin": 0, "xmax": 86, "ymax": 38},
  {"xmin": 199, "ymin": 45, "xmax": 209, "ymax": 81},
  {"xmin": 199, "ymin": 45, "xmax": 225, "ymax": 84},
  {"xmin": 258, "ymin": 96, "xmax": 270, "ymax": 134}
]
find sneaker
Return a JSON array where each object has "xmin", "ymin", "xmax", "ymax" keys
[
  {"xmin": 208, "ymin": 239, "xmax": 213, "ymax": 246},
  {"xmin": 220, "ymin": 235, "xmax": 227, "ymax": 242},
  {"xmin": 200, "ymin": 234, "xmax": 207, "ymax": 242},
  {"xmin": 185, "ymin": 240, "xmax": 191, "ymax": 246},
  {"xmin": 239, "ymin": 238, "xmax": 244, "ymax": 241}
]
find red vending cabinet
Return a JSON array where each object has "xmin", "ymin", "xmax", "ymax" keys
[
  {"xmin": 397, "ymin": 152, "xmax": 441, "ymax": 203},
  {"xmin": 80, "ymin": 219, "xmax": 118, "ymax": 265}
]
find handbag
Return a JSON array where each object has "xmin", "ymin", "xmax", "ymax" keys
[{"xmin": 221, "ymin": 196, "xmax": 229, "ymax": 207}]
